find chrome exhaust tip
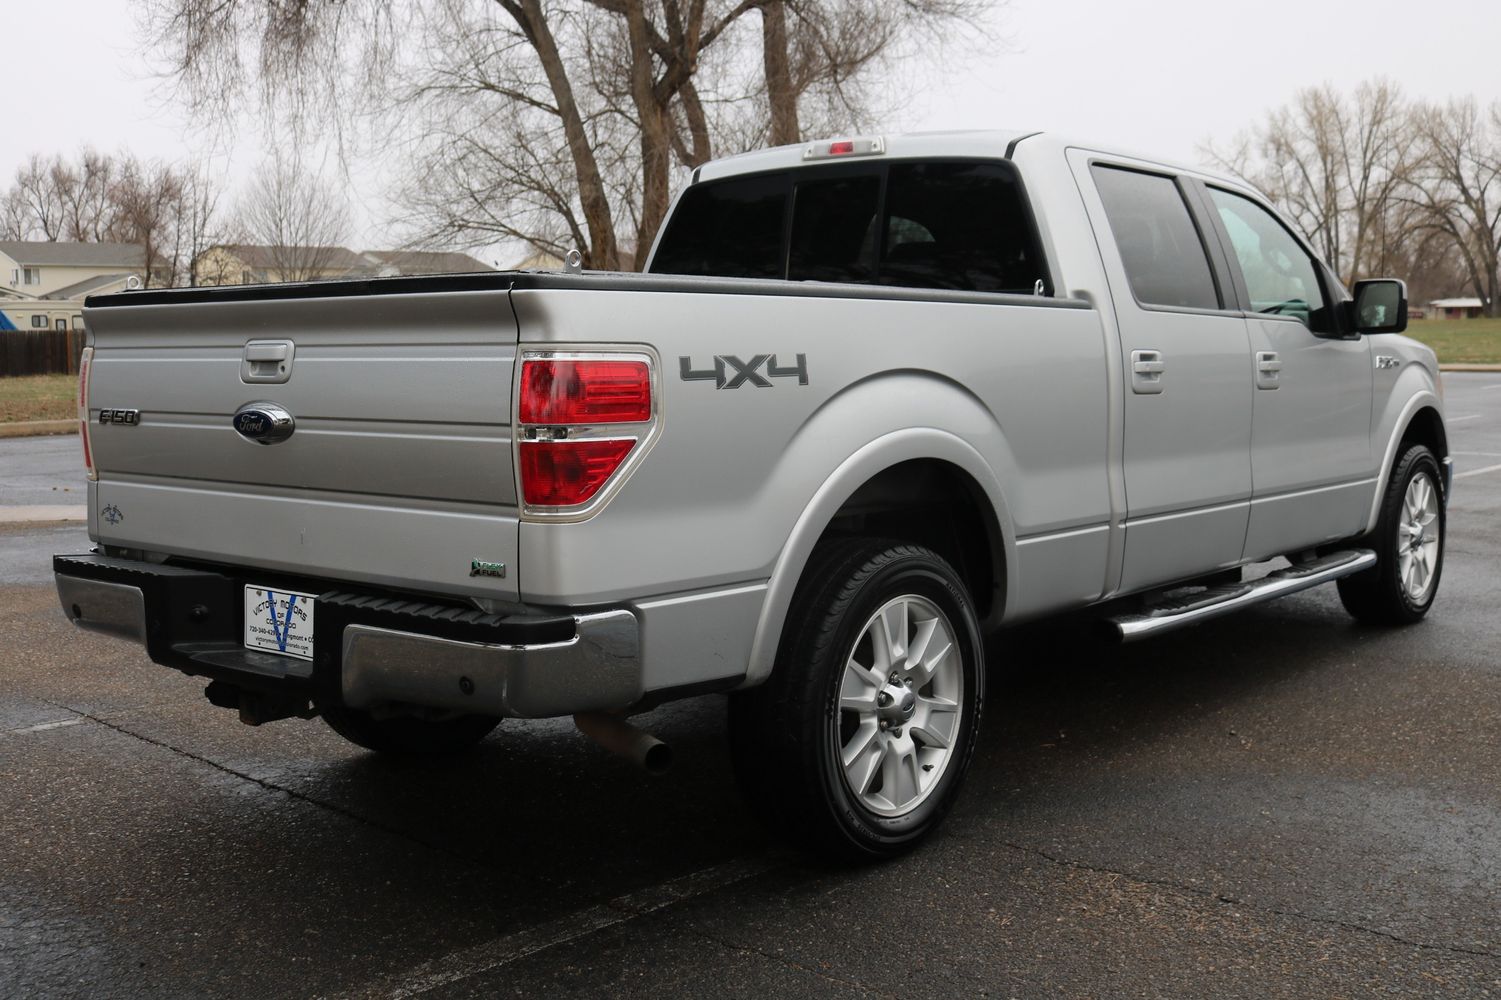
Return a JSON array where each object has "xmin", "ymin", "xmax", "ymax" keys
[{"xmin": 574, "ymin": 712, "xmax": 672, "ymax": 775}]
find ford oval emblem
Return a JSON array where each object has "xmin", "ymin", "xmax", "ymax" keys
[{"xmin": 232, "ymin": 402, "xmax": 295, "ymax": 445}]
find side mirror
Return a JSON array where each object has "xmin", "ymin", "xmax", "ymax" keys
[{"xmin": 1349, "ymin": 279, "xmax": 1408, "ymax": 335}]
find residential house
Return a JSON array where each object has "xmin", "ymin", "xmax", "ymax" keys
[
  {"xmin": 361, "ymin": 250, "xmax": 492, "ymax": 275},
  {"xmin": 193, "ymin": 244, "xmax": 373, "ymax": 286},
  {"xmin": 193, "ymin": 245, "xmax": 493, "ymax": 286},
  {"xmin": 512, "ymin": 249, "xmax": 565, "ymax": 271},
  {"xmin": 0, "ymin": 241, "xmax": 148, "ymax": 332},
  {"xmin": 1426, "ymin": 297, "xmax": 1486, "ymax": 320}
]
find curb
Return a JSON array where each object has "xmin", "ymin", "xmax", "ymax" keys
[{"xmin": 0, "ymin": 420, "xmax": 75, "ymax": 439}]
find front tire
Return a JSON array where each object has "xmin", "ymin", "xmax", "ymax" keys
[
  {"xmin": 729, "ymin": 540, "xmax": 985, "ymax": 862},
  {"xmin": 1337, "ymin": 443, "xmax": 1445, "ymax": 625},
  {"xmin": 321, "ymin": 705, "xmax": 501, "ymax": 756}
]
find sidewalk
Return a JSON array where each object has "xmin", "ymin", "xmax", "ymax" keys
[
  {"xmin": 0, "ymin": 505, "xmax": 86, "ymax": 524},
  {"xmin": 0, "ymin": 420, "xmax": 74, "ymax": 439}
]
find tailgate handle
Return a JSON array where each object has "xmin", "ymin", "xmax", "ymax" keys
[{"xmin": 242, "ymin": 340, "xmax": 295, "ymax": 384}]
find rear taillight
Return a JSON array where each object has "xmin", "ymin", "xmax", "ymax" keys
[
  {"xmin": 519, "ymin": 360, "xmax": 651, "ymax": 424},
  {"xmin": 519, "ymin": 439, "xmax": 635, "ymax": 506},
  {"xmin": 516, "ymin": 354, "xmax": 655, "ymax": 512},
  {"xmin": 78, "ymin": 346, "xmax": 96, "ymax": 481}
]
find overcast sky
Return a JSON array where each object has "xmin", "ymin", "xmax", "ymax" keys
[{"xmin": 6, "ymin": 0, "xmax": 1498, "ymax": 261}]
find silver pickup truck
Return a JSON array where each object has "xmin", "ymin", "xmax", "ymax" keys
[{"xmin": 55, "ymin": 130, "xmax": 1449, "ymax": 860}]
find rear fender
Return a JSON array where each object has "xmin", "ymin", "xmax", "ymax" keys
[{"xmin": 741, "ymin": 379, "xmax": 1015, "ymax": 688}]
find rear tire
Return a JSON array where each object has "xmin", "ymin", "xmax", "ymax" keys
[
  {"xmin": 1337, "ymin": 443, "xmax": 1444, "ymax": 625},
  {"xmin": 321, "ymin": 705, "xmax": 501, "ymax": 756},
  {"xmin": 729, "ymin": 539, "xmax": 984, "ymax": 862}
]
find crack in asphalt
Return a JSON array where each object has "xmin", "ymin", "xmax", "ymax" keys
[
  {"xmin": 1003, "ymin": 840, "xmax": 1501, "ymax": 963},
  {"xmin": 42, "ymin": 700, "xmax": 485, "ymax": 870}
]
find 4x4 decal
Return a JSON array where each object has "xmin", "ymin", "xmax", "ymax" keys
[{"xmin": 679, "ymin": 353, "xmax": 808, "ymax": 389}]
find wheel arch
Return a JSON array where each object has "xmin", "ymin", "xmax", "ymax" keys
[
  {"xmin": 741, "ymin": 429, "xmax": 1015, "ymax": 689},
  {"xmin": 1365, "ymin": 389, "xmax": 1447, "ymax": 534}
]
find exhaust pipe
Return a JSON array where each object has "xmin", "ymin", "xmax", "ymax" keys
[{"xmin": 574, "ymin": 712, "xmax": 672, "ymax": 775}]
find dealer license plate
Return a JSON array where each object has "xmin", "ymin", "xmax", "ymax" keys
[{"xmin": 243, "ymin": 586, "xmax": 317, "ymax": 660}]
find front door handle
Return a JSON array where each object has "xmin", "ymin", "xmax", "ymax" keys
[
  {"xmin": 1256, "ymin": 350, "xmax": 1281, "ymax": 389},
  {"xmin": 1131, "ymin": 349, "xmax": 1165, "ymax": 394}
]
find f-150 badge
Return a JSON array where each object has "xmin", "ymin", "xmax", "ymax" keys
[{"xmin": 679, "ymin": 354, "xmax": 808, "ymax": 389}]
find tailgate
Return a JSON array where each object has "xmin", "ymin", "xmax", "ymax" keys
[{"xmin": 82, "ymin": 286, "xmax": 520, "ymax": 601}]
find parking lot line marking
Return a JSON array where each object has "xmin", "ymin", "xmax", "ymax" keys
[
  {"xmin": 1454, "ymin": 451, "xmax": 1501, "ymax": 458},
  {"xmin": 1446, "ymin": 414, "xmax": 1481, "ymax": 422},
  {"xmin": 3, "ymin": 717, "xmax": 88, "ymax": 736},
  {"xmin": 1456, "ymin": 462, "xmax": 1501, "ymax": 480},
  {"xmin": 357, "ymin": 854, "xmax": 785, "ymax": 999},
  {"xmin": 1483, "ymin": 384, "xmax": 1501, "ymax": 390}
]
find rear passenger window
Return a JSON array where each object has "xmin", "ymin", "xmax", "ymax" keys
[
  {"xmin": 1092, "ymin": 166, "xmax": 1221, "ymax": 311},
  {"xmin": 788, "ymin": 174, "xmax": 881, "ymax": 283},
  {"xmin": 650, "ymin": 173, "xmax": 788, "ymax": 279},
  {"xmin": 880, "ymin": 161, "xmax": 1046, "ymax": 293}
]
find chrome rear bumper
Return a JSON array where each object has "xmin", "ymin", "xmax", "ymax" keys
[
  {"xmin": 340, "ymin": 612, "xmax": 640, "ymax": 719},
  {"xmin": 54, "ymin": 554, "xmax": 642, "ymax": 719}
]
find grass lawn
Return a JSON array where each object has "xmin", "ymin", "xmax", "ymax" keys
[
  {"xmin": 0, "ymin": 374, "xmax": 76, "ymax": 423},
  {"xmin": 1406, "ymin": 318, "xmax": 1501, "ymax": 365}
]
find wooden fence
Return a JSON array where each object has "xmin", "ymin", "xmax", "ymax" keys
[{"xmin": 0, "ymin": 329, "xmax": 86, "ymax": 377}]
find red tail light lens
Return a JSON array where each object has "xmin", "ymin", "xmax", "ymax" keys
[
  {"xmin": 520, "ymin": 360, "xmax": 650, "ymax": 425},
  {"xmin": 519, "ymin": 439, "xmax": 635, "ymax": 506},
  {"xmin": 78, "ymin": 346, "xmax": 96, "ymax": 481}
]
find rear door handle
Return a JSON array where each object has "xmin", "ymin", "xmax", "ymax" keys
[
  {"xmin": 1131, "ymin": 349, "xmax": 1165, "ymax": 394},
  {"xmin": 1256, "ymin": 350, "xmax": 1281, "ymax": 389}
]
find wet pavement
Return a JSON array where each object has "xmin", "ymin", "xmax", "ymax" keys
[{"xmin": 1, "ymin": 375, "xmax": 1499, "ymax": 998}]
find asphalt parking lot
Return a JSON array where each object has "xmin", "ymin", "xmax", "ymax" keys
[{"xmin": 2, "ymin": 374, "xmax": 1500, "ymax": 999}]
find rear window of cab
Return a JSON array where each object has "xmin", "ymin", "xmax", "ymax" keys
[{"xmin": 650, "ymin": 159, "xmax": 1050, "ymax": 296}]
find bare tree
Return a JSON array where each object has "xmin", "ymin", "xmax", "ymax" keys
[
  {"xmin": 145, "ymin": 0, "xmax": 999, "ymax": 271},
  {"xmin": 2, "ymin": 150, "xmax": 231, "ymax": 287},
  {"xmin": 57, "ymin": 150, "xmax": 119, "ymax": 243},
  {"xmin": 1204, "ymin": 80, "xmax": 1416, "ymax": 286},
  {"xmin": 107, "ymin": 159, "xmax": 188, "ymax": 287},
  {"xmin": 0, "ymin": 188, "xmax": 28, "ymax": 241},
  {"xmin": 235, "ymin": 153, "xmax": 353, "ymax": 282},
  {"xmin": 175, "ymin": 166, "xmax": 233, "ymax": 286},
  {"xmin": 10, "ymin": 155, "xmax": 66, "ymax": 241},
  {"xmin": 1407, "ymin": 98, "xmax": 1501, "ymax": 316}
]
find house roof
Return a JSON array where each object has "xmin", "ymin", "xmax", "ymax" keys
[
  {"xmin": 0, "ymin": 241, "xmax": 146, "ymax": 268},
  {"xmin": 1428, "ymin": 297, "xmax": 1484, "ymax": 308},
  {"xmin": 217, "ymin": 244, "xmax": 372, "ymax": 271},
  {"xmin": 43, "ymin": 272, "xmax": 136, "ymax": 300},
  {"xmin": 362, "ymin": 249, "xmax": 493, "ymax": 274}
]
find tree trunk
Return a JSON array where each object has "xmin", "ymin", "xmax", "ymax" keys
[
  {"xmin": 510, "ymin": 0, "xmax": 620, "ymax": 270},
  {"xmin": 625, "ymin": 0, "xmax": 672, "ymax": 271},
  {"xmin": 762, "ymin": 0, "xmax": 798, "ymax": 146},
  {"xmin": 677, "ymin": 80, "xmax": 713, "ymax": 167}
]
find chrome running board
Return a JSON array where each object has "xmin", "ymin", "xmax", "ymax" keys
[{"xmin": 1109, "ymin": 549, "xmax": 1377, "ymax": 642}]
